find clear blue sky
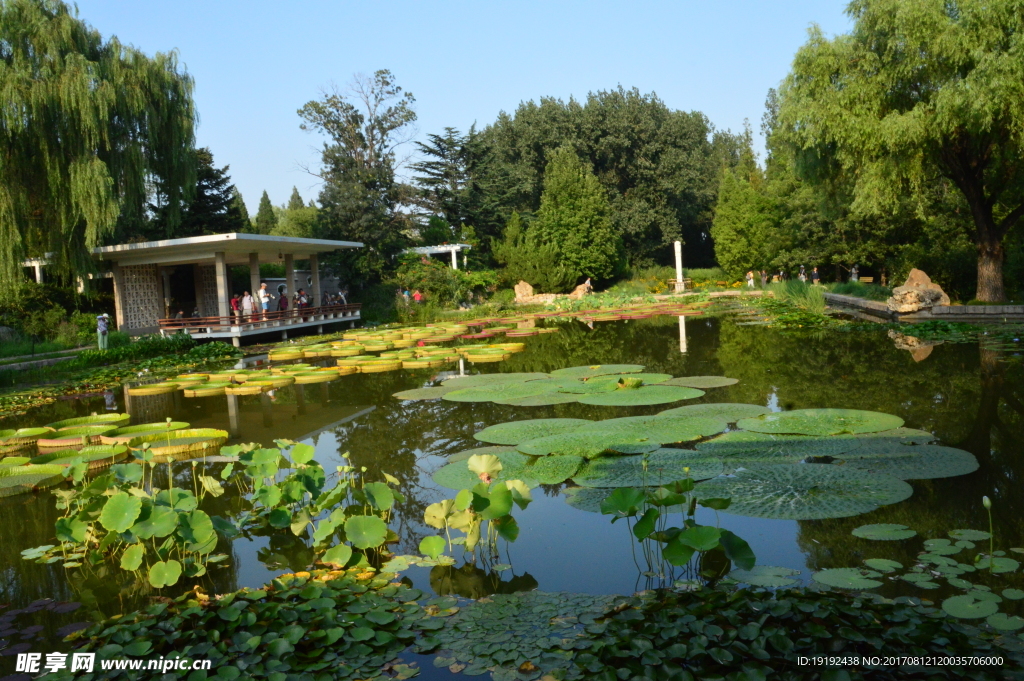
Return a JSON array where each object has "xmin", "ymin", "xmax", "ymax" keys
[{"xmin": 76, "ymin": 0, "xmax": 853, "ymax": 215}]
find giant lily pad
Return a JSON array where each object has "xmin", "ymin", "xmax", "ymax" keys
[
  {"xmin": 693, "ymin": 464, "xmax": 913, "ymax": 520},
  {"xmin": 441, "ymin": 373, "xmax": 550, "ymax": 388},
  {"xmin": 393, "ymin": 386, "xmax": 460, "ymax": 401},
  {"xmin": 432, "ymin": 451, "xmax": 538, "ymax": 490},
  {"xmin": 443, "ymin": 380, "xmax": 558, "ymax": 404},
  {"xmin": 516, "ymin": 432, "xmax": 659, "ymax": 459},
  {"xmin": 695, "ymin": 430, "xmax": 856, "ymax": 465},
  {"xmin": 0, "ymin": 464, "xmax": 68, "ymax": 497},
  {"xmin": 474, "ymin": 418, "xmax": 591, "ymax": 445},
  {"xmin": 578, "ymin": 385, "xmax": 703, "ymax": 407},
  {"xmin": 578, "ymin": 415, "xmax": 727, "ymax": 444},
  {"xmin": 550, "ymin": 365, "xmax": 645, "ymax": 380},
  {"xmin": 833, "ymin": 445, "xmax": 979, "ymax": 480},
  {"xmin": 499, "ymin": 392, "xmax": 582, "ymax": 406},
  {"xmin": 658, "ymin": 403, "xmax": 770, "ymax": 422},
  {"xmin": 662, "ymin": 376, "xmax": 739, "ymax": 389},
  {"xmin": 737, "ymin": 409, "xmax": 905, "ymax": 436},
  {"xmin": 527, "ymin": 455, "xmax": 585, "ymax": 484},
  {"xmin": 574, "ymin": 449, "xmax": 723, "ymax": 488},
  {"xmin": 586, "ymin": 373, "xmax": 673, "ymax": 387}
]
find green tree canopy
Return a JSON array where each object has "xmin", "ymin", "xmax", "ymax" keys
[
  {"xmin": 492, "ymin": 211, "xmax": 576, "ymax": 293},
  {"xmin": 0, "ymin": 0, "xmax": 196, "ymax": 287},
  {"xmin": 411, "ymin": 127, "xmax": 470, "ymax": 229},
  {"xmin": 535, "ymin": 147, "xmax": 622, "ymax": 284},
  {"xmin": 147, "ymin": 148, "xmax": 246, "ymax": 238},
  {"xmin": 231, "ymin": 189, "xmax": 251, "ymax": 230},
  {"xmin": 287, "ymin": 187, "xmax": 305, "ymax": 210},
  {"xmin": 778, "ymin": 0, "xmax": 1024, "ymax": 301},
  {"xmin": 254, "ymin": 190, "xmax": 278, "ymax": 235}
]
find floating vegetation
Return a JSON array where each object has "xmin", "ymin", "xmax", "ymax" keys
[
  {"xmin": 659, "ymin": 402, "xmax": 770, "ymax": 422},
  {"xmin": 515, "ymin": 431, "xmax": 659, "ymax": 459},
  {"xmin": 577, "ymin": 384, "xmax": 704, "ymax": 406},
  {"xmin": 662, "ymin": 375, "xmax": 739, "ymax": 389},
  {"xmin": 474, "ymin": 418, "xmax": 593, "ymax": 445},
  {"xmin": 737, "ymin": 408, "xmax": 905, "ymax": 436},
  {"xmin": 432, "ymin": 450, "xmax": 537, "ymax": 490},
  {"xmin": 851, "ymin": 523, "xmax": 918, "ymax": 541},
  {"xmin": 728, "ymin": 565, "xmax": 800, "ymax": 587},
  {"xmin": 573, "ymin": 449, "xmax": 723, "ymax": 488}
]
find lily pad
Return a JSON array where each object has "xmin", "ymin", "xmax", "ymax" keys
[
  {"xmin": 693, "ymin": 464, "xmax": 914, "ymax": 520},
  {"xmin": 696, "ymin": 430, "xmax": 856, "ymax": 463},
  {"xmin": 729, "ymin": 566, "xmax": 800, "ymax": 588},
  {"xmin": 586, "ymin": 373, "xmax": 673, "ymax": 387},
  {"xmin": 736, "ymin": 409, "xmax": 905, "ymax": 436},
  {"xmin": 528, "ymin": 455, "xmax": 585, "ymax": 484},
  {"xmin": 516, "ymin": 432, "xmax": 660, "ymax": 459},
  {"xmin": 447, "ymin": 446, "xmax": 520, "ymax": 463},
  {"xmin": 441, "ymin": 373, "xmax": 550, "ymax": 388},
  {"xmin": 847, "ymin": 428, "xmax": 937, "ymax": 446},
  {"xmin": 834, "ymin": 445, "xmax": 979, "ymax": 480},
  {"xmin": 949, "ymin": 529, "xmax": 992, "ymax": 541},
  {"xmin": 578, "ymin": 385, "xmax": 704, "ymax": 407},
  {"xmin": 864, "ymin": 558, "xmax": 903, "ymax": 573},
  {"xmin": 550, "ymin": 365, "xmax": 645, "ymax": 380},
  {"xmin": 573, "ymin": 449, "xmax": 724, "ymax": 488},
  {"xmin": 812, "ymin": 568, "xmax": 883, "ymax": 590},
  {"xmin": 662, "ymin": 376, "xmax": 739, "ymax": 389},
  {"xmin": 942, "ymin": 594, "xmax": 999, "ymax": 619},
  {"xmin": 579, "ymin": 415, "xmax": 727, "ymax": 445},
  {"xmin": 549, "ymin": 378, "xmax": 622, "ymax": 395},
  {"xmin": 474, "ymin": 418, "xmax": 591, "ymax": 445},
  {"xmin": 852, "ymin": 523, "xmax": 917, "ymax": 541},
  {"xmin": 987, "ymin": 613, "xmax": 1024, "ymax": 631},
  {"xmin": 393, "ymin": 386, "xmax": 460, "ymax": 401},
  {"xmin": 658, "ymin": 403, "xmax": 771, "ymax": 422},
  {"xmin": 443, "ymin": 380, "xmax": 558, "ymax": 404},
  {"xmin": 502, "ymin": 392, "xmax": 582, "ymax": 406},
  {"xmin": 562, "ymin": 486, "xmax": 616, "ymax": 513},
  {"xmin": 432, "ymin": 451, "xmax": 538, "ymax": 490}
]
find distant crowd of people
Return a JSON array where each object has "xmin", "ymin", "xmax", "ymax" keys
[
  {"xmin": 169, "ymin": 282, "xmax": 350, "ymax": 322},
  {"xmin": 744, "ymin": 265, "xmax": 860, "ymax": 288}
]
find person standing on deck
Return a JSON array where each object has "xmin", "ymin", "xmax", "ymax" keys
[
  {"xmin": 230, "ymin": 294, "xmax": 241, "ymax": 321},
  {"xmin": 241, "ymin": 291, "xmax": 254, "ymax": 320},
  {"xmin": 258, "ymin": 283, "xmax": 274, "ymax": 318},
  {"xmin": 96, "ymin": 314, "xmax": 109, "ymax": 350}
]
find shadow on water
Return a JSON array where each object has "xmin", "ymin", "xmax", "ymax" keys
[{"xmin": 3, "ymin": 314, "xmax": 1024, "ymax": 662}]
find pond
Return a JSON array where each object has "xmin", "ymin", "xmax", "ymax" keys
[{"xmin": 2, "ymin": 309, "xmax": 1023, "ymax": 676}]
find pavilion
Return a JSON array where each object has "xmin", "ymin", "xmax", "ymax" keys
[
  {"xmin": 402, "ymin": 243, "xmax": 472, "ymax": 269},
  {"xmin": 93, "ymin": 232, "xmax": 363, "ymax": 345}
]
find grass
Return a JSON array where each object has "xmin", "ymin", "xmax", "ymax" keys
[
  {"xmin": 826, "ymin": 281, "xmax": 893, "ymax": 301},
  {"xmin": 769, "ymin": 281, "xmax": 828, "ymax": 314},
  {"xmin": 0, "ymin": 337, "xmax": 75, "ymax": 359}
]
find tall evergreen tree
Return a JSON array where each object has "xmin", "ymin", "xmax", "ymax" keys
[
  {"xmin": 493, "ymin": 211, "xmax": 576, "ymax": 292},
  {"xmin": 0, "ymin": 0, "xmax": 196, "ymax": 287},
  {"xmin": 149, "ymin": 148, "xmax": 246, "ymax": 237},
  {"xmin": 535, "ymin": 147, "xmax": 622, "ymax": 285},
  {"xmin": 231, "ymin": 189, "xmax": 251, "ymax": 230},
  {"xmin": 410, "ymin": 127, "xmax": 470, "ymax": 228},
  {"xmin": 255, "ymin": 190, "xmax": 278, "ymax": 234},
  {"xmin": 287, "ymin": 187, "xmax": 305, "ymax": 210}
]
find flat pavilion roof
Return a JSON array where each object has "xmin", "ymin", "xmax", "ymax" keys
[
  {"xmin": 404, "ymin": 243, "xmax": 472, "ymax": 255},
  {"xmin": 92, "ymin": 233, "xmax": 363, "ymax": 268}
]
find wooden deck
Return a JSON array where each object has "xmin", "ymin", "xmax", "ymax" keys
[{"xmin": 157, "ymin": 304, "xmax": 361, "ymax": 345}]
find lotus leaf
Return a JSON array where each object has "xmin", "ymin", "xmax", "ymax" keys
[
  {"xmin": 527, "ymin": 455, "xmax": 585, "ymax": 484},
  {"xmin": 516, "ymin": 431, "xmax": 659, "ymax": 459},
  {"xmin": 658, "ymin": 403, "xmax": 770, "ymax": 422},
  {"xmin": 942, "ymin": 594, "xmax": 999, "ymax": 619},
  {"xmin": 550, "ymin": 364, "xmax": 645, "ymax": 379},
  {"xmin": 440, "ymin": 373, "xmax": 550, "ymax": 388},
  {"xmin": 99, "ymin": 492, "xmax": 142, "ymax": 533},
  {"xmin": 499, "ymin": 392, "xmax": 582, "ymax": 406},
  {"xmin": 737, "ymin": 408, "xmax": 905, "ymax": 436},
  {"xmin": 662, "ymin": 376, "xmax": 739, "ymax": 389},
  {"xmin": 693, "ymin": 464, "xmax": 913, "ymax": 520},
  {"xmin": 344, "ymin": 515, "xmax": 388, "ymax": 550},
  {"xmin": 812, "ymin": 568, "xmax": 883, "ymax": 590},
  {"xmin": 447, "ymin": 445, "xmax": 519, "ymax": 463},
  {"xmin": 834, "ymin": 444, "xmax": 979, "ymax": 480},
  {"xmin": 574, "ymin": 449, "xmax": 724, "ymax": 488},
  {"xmin": 578, "ymin": 385, "xmax": 704, "ymax": 407},
  {"xmin": 852, "ymin": 524, "xmax": 917, "ymax": 541},
  {"xmin": 728, "ymin": 566, "xmax": 800, "ymax": 588},
  {"xmin": 432, "ymin": 451, "xmax": 537, "ymax": 490},
  {"xmin": 474, "ymin": 418, "xmax": 592, "ymax": 445},
  {"xmin": 696, "ymin": 430, "xmax": 855, "ymax": 463},
  {"xmin": 949, "ymin": 529, "xmax": 992, "ymax": 541},
  {"xmin": 393, "ymin": 386, "xmax": 460, "ymax": 401},
  {"xmin": 148, "ymin": 559, "xmax": 182, "ymax": 588}
]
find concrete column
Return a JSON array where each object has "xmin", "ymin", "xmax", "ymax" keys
[
  {"xmin": 161, "ymin": 268, "xmax": 173, "ymax": 317},
  {"xmin": 33, "ymin": 264, "xmax": 43, "ymax": 283},
  {"xmin": 309, "ymin": 253, "xmax": 321, "ymax": 306},
  {"xmin": 214, "ymin": 252, "xmax": 230, "ymax": 319},
  {"xmin": 111, "ymin": 263, "xmax": 125, "ymax": 330},
  {"xmin": 451, "ymin": 249, "xmax": 458, "ymax": 269},
  {"xmin": 674, "ymin": 241, "xmax": 683, "ymax": 292},
  {"xmin": 248, "ymin": 253, "xmax": 261, "ymax": 297},
  {"xmin": 284, "ymin": 253, "xmax": 295, "ymax": 302}
]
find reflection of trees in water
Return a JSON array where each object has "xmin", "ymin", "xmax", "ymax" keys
[
  {"xmin": 429, "ymin": 563, "xmax": 538, "ymax": 599},
  {"xmin": 795, "ymin": 345, "xmax": 1024, "ymax": 587}
]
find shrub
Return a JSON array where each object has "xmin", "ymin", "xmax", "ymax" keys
[{"xmin": 828, "ymin": 281, "xmax": 893, "ymax": 301}]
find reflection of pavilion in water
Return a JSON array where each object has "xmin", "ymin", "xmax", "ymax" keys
[
  {"xmin": 679, "ymin": 315, "xmax": 687, "ymax": 353},
  {"xmin": 123, "ymin": 384, "xmax": 373, "ymax": 442}
]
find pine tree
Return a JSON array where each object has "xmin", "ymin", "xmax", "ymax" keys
[
  {"xmin": 231, "ymin": 189, "xmax": 251, "ymax": 230},
  {"xmin": 255, "ymin": 190, "xmax": 278, "ymax": 234},
  {"xmin": 493, "ymin": 212, "xmax": 576, "ymax": 293},
  {"xmin": 535, "ymin": 147, "xmax": 622, "ymax": 285},
  {"xmin": 0, "ymin": 0, "xmax": 196, "ymax": 286},
  {"xmin": 410, "ymin": 127, "xmax": 469, "ymax": 227},
  {"xmin": 287, "ymin": 187, "xmax": 304, "ymax": 210},
  {"xmin": 152, "ymin": 148, "xmax": 246, "ymax": 237}
]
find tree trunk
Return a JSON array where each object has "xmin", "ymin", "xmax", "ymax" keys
[{"xmin": 976, "ymin": 235, "xmax": 1006, "ymax": 302}]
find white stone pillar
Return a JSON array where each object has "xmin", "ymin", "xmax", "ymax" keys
[
  {"xmin": 111, "ymin": 263, "xmax": 125, "ymax": 330},
  {"xmin": 451, "ymin": 248, "xmax": 458, "ymax": 269},
  {"xmin": 674, "ymin": 241, "xmax": 683, "ymax": 292},
  {"xmin": 284, "ymin": 253, "xmax": 295, "ymax": 301},
  {"xmin": 248, "ymin": 252, "xmax": 261, "ymax": 297},
  {"xmin": 214, "ymin": 252, "xmax": 230, "ymax": 319},
  {"xmin": 309, "ymin": 253, "xmax": 321, "ymax": 306},
  {"xmin": 33, "ymin": 263, "xmax": 43, "ymax": 283}
]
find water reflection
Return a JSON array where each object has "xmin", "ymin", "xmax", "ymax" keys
[{"xmin": 3, "ymin": 314, "xmax": 1023, "ymax": 644}]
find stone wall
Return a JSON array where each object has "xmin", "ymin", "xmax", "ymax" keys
[{"xmin": 119, "ymin": 264, "xmax": 163, "ymax": 332}]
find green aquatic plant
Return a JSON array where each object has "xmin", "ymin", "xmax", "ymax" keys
[
  {"xmin": 474, "ymin": 418, "xmax": 593, "ymax": 445},
  {"xmin": 737, "ymin": 408, "xmax": 905, "ymax": 436}
]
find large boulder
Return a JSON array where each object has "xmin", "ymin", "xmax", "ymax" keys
[
  {"xmin": 886, "ymin": 269, "xmax": 950, "ymax": 313},
  {"xmin": 568, "ymin": 283, "xmax": 592, "ymax": 300},
  {"xmin": 514, "ymin": 281, "xmax": 535, "ymax": 302}
]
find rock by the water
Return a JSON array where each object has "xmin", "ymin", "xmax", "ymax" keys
[
  {"xmin": 568, "ymin": 283, "xmax": 592, "ymax": 300},
  {"xmin": 886, "ymin": 269, "xmax": 950, "ymax": 313},
  {"xmin": 513, "ymin": 281, "xmax": 534, "ymax": 302}
]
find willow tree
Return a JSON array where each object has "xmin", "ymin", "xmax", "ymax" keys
[
  {"xmin": 0, "ymin": 0, "xmax": 196, "ymax": 288},
  {"xmin": 778, "ymin": 0, "xmax": 1024, "ymax": 301}
]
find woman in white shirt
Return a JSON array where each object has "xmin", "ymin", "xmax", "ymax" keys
[{"xmin": 241, "ymin": 291, "xmax": 255, "ymax": 320}]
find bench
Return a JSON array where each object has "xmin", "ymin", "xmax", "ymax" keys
[{"xmin": 859, "ymin": 277, "xmax": 874, "ymax": 284}]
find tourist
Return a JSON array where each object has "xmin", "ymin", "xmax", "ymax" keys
[
  {"xmin": 403, "ymin": 289, "xmax": 411, "ymax": 305},
  {"xmin": 851, "ymin": 264, "xmax": 859, "ymax": 282},
  {"xmin": 746, "ymin": 270, "xmax": 755, "ymax": 288},
  {"xmin": 339, "ymin": 286, "xmax": 349, "ymax": 305},
  {"xmin": 258, "ymin": 282, "xmax": 274, "ymax": 318},
  {"xmin": 241, "ymin": 290, "xmax": 254, "ymax": 319},
  {"xmin": 278, "ymin": 292, "xmax": 289, "ymax": 313},
  {"xmin": 811, "ymin": 267, "xmax": 821, "ymax": 285},
  {"xmin": 413, "ymin": 289, "xmax": 423, "ymax": 303},
  {"xmin": 760, "ymin": 270, "xmax": 768, "ymax": 288},
  {"xmin": 798, "ymin": 265, "xmax": 807, "ymax": 282},
  {"xmin": 297, "ymin": 288, "xmax": 308, "ymax": 308},
  {"xmin": 174, "ymin": 309, "xmax": 184, "ymax": 319},
  {"xmin": 96, "ymin": 313, "xmax": 109, "ymax": 350},
  {"xmin": 230, "ymin": 294, "xmax": 241, "ymax": 321}
]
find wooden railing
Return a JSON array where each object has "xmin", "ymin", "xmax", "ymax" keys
[{"xmin": 157, "ymin": 304, "xmax": 361, "ymax": 335}]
